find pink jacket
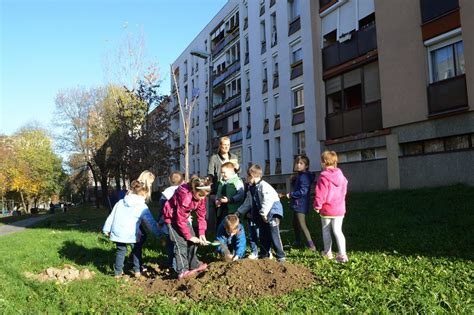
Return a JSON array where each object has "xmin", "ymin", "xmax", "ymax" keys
[
  {"xmin": 163, "ymin": 183, "xmax": 207, "ymax": 240},
  {"xmin": 313, "ymin": 167, "xmax": 348, "ymax": 217}
]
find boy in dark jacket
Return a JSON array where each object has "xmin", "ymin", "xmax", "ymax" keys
[{"xmin": 216, "ymin": 214, "xmax": 247, "ymax": 261}]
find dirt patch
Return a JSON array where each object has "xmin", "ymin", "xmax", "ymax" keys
[
  {"xmin": 140, "ymin": 259, "xmax": 317, "ymax": 302},
  {"xmin": 24, "ymin": 264, "xmax": 95, "ymax": 283}
]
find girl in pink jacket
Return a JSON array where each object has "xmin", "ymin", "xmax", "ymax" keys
[{"xmin": 313, "ymin": 151, "xmax": 349, "ymax": 263}]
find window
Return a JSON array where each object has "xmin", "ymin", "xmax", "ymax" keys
[
  {"xmin": 293, "ymin": 87, "xmax": 304, "ymax": 109},
  {"xmin": 292, "ymin": 47, "xmax": 303, "ymax": 64},
  {"xmin": 430, "ymin": 40, "xmax": 464, "ymax": 83},
  {"xmin": 343, "ymin": 68, "xmax": 362, "ymax": 110},
  {"xmin": 275, "ymin": 137, "xmax": 281, "ymax": 159},
  {"xmin": 264, "ymin": 99, "xmax": 268, "ymax": 119},
  {"xmin": 262, "ymin": 63, "xmax": 268, "ymax": 93},
  {"xmin": 247, "ymin": 146, "xmax": 252, "ymax": 166},
  {"xmin": 271, "ymin": 13, "xmax": 277, "ymax": 47},
  {"xmin": 294, "ymin": 131, "xmax": 305, "ymax": 155},
  {"xmin": 261, "ymin": 21, "xmax": 266, "ymax": 53},
  {"xmin": 289, "ymin": 0, "xmax": 300, "ymax": 21},
  {"xmin": 326, "ymin": 76, "xmax": 342, "ymax": 114},
  {"xmin": 264, "ymin": 140, "xmax": 270, "ymax": 160},
  {"xmin": 229, "ymin": 112, "xmax": 240, "ymax": 130},
  {"xmin": 274, "ymin": 94, "xmax": 279, "ymax": 117}
]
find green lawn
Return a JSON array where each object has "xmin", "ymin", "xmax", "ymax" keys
[{"xmin": 0, "ymin": 185, "xmax": 473, "ymax": 313}]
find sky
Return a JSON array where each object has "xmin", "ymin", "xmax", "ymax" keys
[{"xmin": 0, "ymin": 0, "xmax": 227, "ymax": 136}]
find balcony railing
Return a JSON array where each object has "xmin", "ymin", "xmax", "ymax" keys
[
  {"xmin": 213, "ymin": 61, "xmax": 241, "ymax": 86},
  {"xmin": 211, "ymin": 28, "xmax": 239, "ymax": 56},
  {"xmin": 326, "ymin": 100, "xmax": 382, "ymax": 139},
  {"xmin": 288, "ymin": 16, "xmax": 301, "ymax": 36},
  {"xmin": 322, "ymin": 23, "xmax": 377, "ymax": 71},
  {"xmin": 212, "ymin": 94, "xmax": 242, "ymax": 118},
  {"xmin": 290, "ymin": 61, "xmax": 303, "ymax": 79},
  {"xmin": 427, "ymin": 74, "xmax": 468, "ymax": 115},
  {"xmin": 420, "ymin": 0, "xmax": 459, "ymax": 24}
]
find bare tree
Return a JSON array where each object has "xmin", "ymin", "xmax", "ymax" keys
[{"xmin": 171, "ymin": 65, "xmax": 197, "ymax": 181}]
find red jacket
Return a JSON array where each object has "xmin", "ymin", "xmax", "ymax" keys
[
  {"xmin": 163, "ymin": 183, "xmax": 207, "ymax": 240},
  {"xmin": 313, "ymin": 167, "xmax": 348, "ymax": 217}
]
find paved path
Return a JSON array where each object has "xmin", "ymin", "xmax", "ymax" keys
[{"xmin": 0, "ymin": 215, "xmax": 53, "ymax": 236}]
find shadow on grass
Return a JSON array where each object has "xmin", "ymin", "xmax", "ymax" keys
[{"xmin": 58, "ymin": 240, "xmax": 114, "ymax": 273}]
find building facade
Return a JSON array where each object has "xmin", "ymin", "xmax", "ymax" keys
[
  {"xmin": 313, "ymin": 0, "xmax": 474, "ymax": 190},
  {"xmin": 169, "ymin": 0, "xmax": 474, "ymax": 191}
]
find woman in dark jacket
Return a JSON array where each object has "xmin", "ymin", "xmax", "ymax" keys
[{"xmin": 287, "ymin": 155, "xmax": 316, "ymax": 250}]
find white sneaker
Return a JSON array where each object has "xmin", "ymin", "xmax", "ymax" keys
[
  {"xmin": 248, "ymin": 253, "xmax": 258, "ymax": 260},
  {"xmin": 269, "ymin": 252, "xmax": 273, "ymax": 260}
]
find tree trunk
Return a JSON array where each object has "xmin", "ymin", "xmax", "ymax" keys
[
  {"xmin": 19, "ymin": 191, "xmax": 27, "ymax": 214},
  {"xmin": 184, "ymin": 127, "xmax": 189, "ymax": 181},
  {"xmin": 87, "ymin": 161, "xmax": 100, "ymax": 209}
]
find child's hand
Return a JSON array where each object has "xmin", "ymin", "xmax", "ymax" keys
[
  {"xmin": 215, "ymin": 200, "xmax": 221, "ymax": 207},
  {"xmin": 189, "ymin": 236, "xmax": 201, "ymax": 244},
  {"xmin": 220, "ymin": 197, "xmax": 228, "ymax": 204},
  {"xmin": 199, "ymin": 235, "xmax": 208, "ymax": 245}
]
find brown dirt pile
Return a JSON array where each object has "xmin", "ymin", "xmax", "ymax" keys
[
  {"xmin": 141, "ymin": 259, "xmax": 317, "ymax": 301},
  {"xmin": 24, "ymin": 264, "xmax": 95, "ymax": 283}
]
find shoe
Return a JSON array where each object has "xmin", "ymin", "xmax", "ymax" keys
[
  {"xmin": 269, "ymin": 252, "xmax": 273, "ymax": 259},
  {"xmin": 194, "ymin": 263, "xmax": 208, "ymax": 273},
  {"xmin": 307, "ymin": 241, "xmax": 316, "ymax": 251},
  {"xmin": 133, "ymin": 271, "xmax": 141, "ymax": 278},
  {"xmin": 247, "ymin": 253, "xmax": 258, "ymax": 260},
  {"xmin": 321, "ymin": 251, "xmax": 334, "ymax": 260},
  {"xmin": 336, "ymin": 254, "xmax": 349, "ymax": 263},
  {"xmin": 277, "ymin": 257, "xmax": 286, "ymax": 263},
  {"xmin": 178, "ymin": 269, "xmax": 197, "ymax": 280}
]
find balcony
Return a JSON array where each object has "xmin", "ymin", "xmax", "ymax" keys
[
  {"xmin": 211, "ymin": 28, "xmax": 240, "ymax": 56},
  {"xmin": 290, "ymin": 60, "xmax": 303, "ymax": 80},
  {"xmin": 212, "ymin": 94, "xmax": 242, "ymax": 119},
  {"xmin": 427, "ymin": 75, "xmax": 468, "ymax": 115},
  {"xmin": 326, "ymin": 100, "xmax": 382, "ymax": 139},
  {"xmin": 212, "ymin": 61, "xmax": 241, "ymax": 87},
  {"xmin": 322, "ymin": 23, "xmax": 377, "ymax": 71},
  {"xmin": 420, "ymin": 0, "xmax": 459, "ymax": 24},
  {"xmin": 288, "ymin": 16, "xmax": 301, "ymax": 36},
  {"xmin": 292, "ymin": 108, "xmax": 305, "ymax": 125}
]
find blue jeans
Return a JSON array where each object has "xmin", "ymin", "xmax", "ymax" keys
[
  {"xmin": 259, "ymin": 216, "xmax": 285, "ymax": 260},
  {"xmin": 248, "ymin": 218, "xmax": 260, "ymax": 255},
  {"xmin": 115, "ymin": 242, "xmax": 140, "ymax": 276}
]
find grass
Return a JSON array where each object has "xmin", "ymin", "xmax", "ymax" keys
[{"xmin": 0, "ymin": 184, "xmax": 473, "ymax": 313}]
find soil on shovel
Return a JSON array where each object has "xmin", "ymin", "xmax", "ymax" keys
[{"xmin": 140, "ymin": 259, "xmax": 317, "ymax": 302}]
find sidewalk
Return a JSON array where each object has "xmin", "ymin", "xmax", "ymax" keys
[{"xmin": 0, "ymin": 214, "xmax": 53, "ymax": 236}]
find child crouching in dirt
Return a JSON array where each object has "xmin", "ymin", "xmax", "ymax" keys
[
  {"xmin": 216, "ymin": 214, "xmax": 247, "ymax": 261},
  {"xmin": 103, "ymin": 178, "xmax": 161, "ymax": 278},
  {"xmin": 162, "ymin": 176, "xmax": 211, "ymax": 279},
  {"xmin": 237, "ymin": 164, "xmax": 286, "ymax": 262}
]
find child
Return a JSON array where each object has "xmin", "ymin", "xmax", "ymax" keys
[
  {"xmin": 157, "ymin": 171, "xmax": 185, "ymax": 271},
  {"xmin": 215, "ymin": 162, "xmax": 245, "ymax": 228},
  {"xmin": 216, "ymin": 214, "xmax": 247, "ymax": 261},
  {"xmin": 313, "ymin": 150, "xmax": 349, "ymax": 263},
  {"xmin": 103, "ymin": 178, "xmax": 161, "ymax": 278},
  {"xmin": 286, "ymin": 155, "xmax": 316, "ymax": 251},
  {"xmin": 162, "ymin": 176, "xmax": 211, "ymax": 279},
  {"xmin": 237, "ymin": 164, "xmax": 286, "ymax": 262}
]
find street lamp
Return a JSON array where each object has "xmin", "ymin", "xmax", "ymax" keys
[{"xmin": 190, "ymin": 50, "xmax": 213, "ymax": 162}]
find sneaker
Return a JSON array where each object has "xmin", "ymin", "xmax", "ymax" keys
[
  {"xmin": 269, "ymin": 252, "xmax": 273, "ymax": 260},
  {"xmin": 248, "ymin": 253, "xmax": 258, "ymax": 260},
  {"xmin": 336, "ymin": 254, "xmax": 349, "ymax": 263},
  {"xmin": 194, "ymin": 263, "xmax": 208, "ymax": 273},
  {"xmin": 321, "ymin": 251, "xmax": 334, "ymax": 260},
  {"xmin": 307, "ymin": 241, "xmax": 316, "ymax": 251},
  {"xmin": 178, "ymin": 269, "xmax": 197, "ymax": 280},
  {"xmin": 277, "ymin": 257, "xmax": 286, "ymax": 263},
  {"xmin": 133, "ymin": 271, "xmax": 141, "ymax": 278}
]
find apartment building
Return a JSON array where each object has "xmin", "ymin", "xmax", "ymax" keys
[
  {"xmin": 170, "ymin": 0, "xmax": 320, "ymax": 191},
  {"xmin": 312, "ymin": 0, "xmax": 474, "ymax": 190}
]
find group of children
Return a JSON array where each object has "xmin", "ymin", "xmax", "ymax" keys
[{"xmin": 103, "ymin": 150, "xmax": 349, "ymax": 279}]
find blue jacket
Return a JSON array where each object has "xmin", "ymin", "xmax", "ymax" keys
[
  {"xmin": 216, "ymin": 222, "xmax": 247, "ymax": 258},
  {"xmin": 290, "ymin": 171, "xmax": 314, "ymax": 214},
  {"xmin": 103, "ymin": 194, "xmax": 160, "ymax": 243}
]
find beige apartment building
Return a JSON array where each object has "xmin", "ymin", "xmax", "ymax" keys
[{"xmin": 311, "ymin": 0, "xmax": 474, "ymax": 190}]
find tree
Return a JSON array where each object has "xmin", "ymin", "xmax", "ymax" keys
[
  {"xmin": 171, "ymin": 66, "xmax": 197, "ymax": 181},
  {"xmin": 9, "ymin": 127, "xmax": 63, "ymax": 212}
]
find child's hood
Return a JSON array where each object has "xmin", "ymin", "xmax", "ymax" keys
[
  {"xmin": 123, "ymin": 193, "xmax": 146, "ymax": 207},
  {"xmin": 320, "ymin": 168, "xmax": 347, "ymax": 187}
]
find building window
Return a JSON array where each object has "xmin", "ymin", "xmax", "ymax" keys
[
  {"xmin": 262, "ymin": 63, "xmax": 268, "ymax": 93},
  {"xmin": 261, "ymin": 21, "xmax": 267, "ymax": 54},
  {"xmin": 343, "ymin": 68, "xmax": 362, "ymax": 110},
  {"xmin": 294, "ymin": 131, "xmax": 305, "ymax": 156},
  {"xmin": 271, "ymin": 13, "xmax": 277, "ymax": 47},
  {"xmin": 288, "ymin": 0, "xmax": 300, "ymax": 21},
  {"xmin": 292, "ymin": 87, "xmax": 304, "ymax": 109},
  {"xmin": 275, "ymin": 137, "xmax": 281, "ymax": 159},
  {"xmin": 429, "ymin": 39, "xmax": 464, "ymax": 83},
  {"xmin": 247, "ymin": 146, "xmax": 252, "ymax": 167},
  {"xmin": 292, "ymin": 47, "xmax": 302, "ymax": 64}
]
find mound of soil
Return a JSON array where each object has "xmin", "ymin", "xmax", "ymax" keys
[
  {"xmin": 24, "ymin": 264, "xmax": 95, "ymax": 283},
  {"xmin": 141, "ymin": 259, "xmax": 316, "ymax": 301}
]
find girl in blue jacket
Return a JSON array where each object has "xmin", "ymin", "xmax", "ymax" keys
[
  {"xmin": 216, "ymin": 214, "xmax": 247, "ymax": 261},
  {"xmin": 103, "ymin": 179, "xmax": 160, "ymax": 278},
  {"xmin": 286, "ymin": 155, "xmax": 316, "ymax": 251}
]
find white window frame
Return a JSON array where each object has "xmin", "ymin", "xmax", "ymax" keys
[
  {"xmin": 426, "ymin": 31, "xmax": 463, "ymax": 84},
  {"xmin": 291, "ymin": 84, "xmax": 304, "ymax": 109}
]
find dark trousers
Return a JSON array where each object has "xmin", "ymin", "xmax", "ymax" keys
[
  {"xmin": 259, "ymin": 216, "xmax": 285, "ymax": 260},
  {"xmin": 292, "ymin": 212, "xmax": 313, "ymax": 245},
  {"xmin": 166, "ymin": 235, "xmax": 176, "ymax": 271},
  {"xmin": 168, "ymin": 223, "xmax": 201, "ymax": 273},
  {"xmin": 115, "ymin": 242, "xmax": 140, "ymax": 276},
  {"xmin": 248, "ymin": 218, "xmax": 260, "ymax": 255}
]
